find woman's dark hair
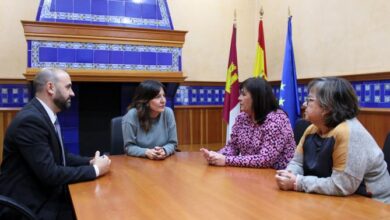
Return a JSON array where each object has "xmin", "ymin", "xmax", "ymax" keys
[
  {"xmin": 307, "ymin": 77, "xmax": 359, "ymax": 128},
  {"xmin": 129, "ymin": 80, "xmax": 165, "ymax": 132},
  {"xmin": 240, "ymin": 77, "xmax": 279, "ymax": 124}
]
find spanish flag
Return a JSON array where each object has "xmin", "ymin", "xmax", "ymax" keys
[
  {"xmin": 223, "ymin": 22, "xmax": 240, "ymax": 142},
  {"xmin": 253, "ymin": 16, "xmax": 267, "ymax": 80}
]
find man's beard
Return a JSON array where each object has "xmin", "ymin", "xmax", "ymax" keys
[{"xmin": 54, "ymin": 94, "xmax": 71, "ymax": 111}]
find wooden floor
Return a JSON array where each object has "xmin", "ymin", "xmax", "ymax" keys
[{"xmin": 69, "ymin": 153, "xmax": 390, "ymax": 220}]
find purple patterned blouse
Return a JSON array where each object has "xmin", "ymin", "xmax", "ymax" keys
[{"xmin": 218, "ymin": 109, "xmax": 296, "ymax": 169}]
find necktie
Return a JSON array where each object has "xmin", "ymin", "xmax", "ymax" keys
[{"xmin": 54, "ymin": 117, "xmax": 66, "ymax": 166}]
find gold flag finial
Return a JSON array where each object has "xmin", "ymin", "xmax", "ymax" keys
[
  {"xmin": 260, "ymin": 6, "xmax": 264, "ymax": 19},
  {"xmin": 288, "ymin": 6, "xmax": 292, "ymax": 17}
]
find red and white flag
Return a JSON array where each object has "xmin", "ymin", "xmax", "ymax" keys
[{"xmin": 223, "ymin": 22, "xmax": 240, "ymax": 142}]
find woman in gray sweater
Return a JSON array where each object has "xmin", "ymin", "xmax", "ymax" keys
[
  {"xmin": 122, "ymin": 80, "xmax": 178, "ymax": 160},
  {"xmin": 275, "ymin": 77, "xmax": 390, "ymax": 204}
]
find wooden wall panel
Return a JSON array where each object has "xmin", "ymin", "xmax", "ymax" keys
[
  {"xmin": 174, "ymin": 106, "xmax": 226, "ymax": 151},
  {"xmin": 0, "ymin": 108, "xmax": 20, "ymax": 164},
  {"xmin": 358, "ymin": 108, "xmax": 390, "ymax": 148},
  {"xmin": 205, "ymin": 108, "xmax": 225, "ymax": 144},
  {"xmin": 175, "ymin": 109, "xmax": 192, "ymax": 145}
]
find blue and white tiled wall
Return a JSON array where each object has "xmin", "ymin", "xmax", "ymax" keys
[
  {"xmin": 37, "ymin": 0, "xmax": 173, "ymax": 29},
  {"xmin": 352, "ymin": 80, "xmax": 390, "ymax": 108},
  {"xmin": 0, "ymin": 85, "xmax": 30, "ymax": 108},
  {"xmin": 29, "ymin": 0, "xmax": 181, "ymax": 73},
  {"xmin": 175, "ymin": 86, "xmax": 225, "ymax": 106},
  {"xmin": 174, "ymin": 80, "xmax": 390, "ymax": 108},
  {"xmin": 28, "ymin": 40, "xmax": 181, "ymax": 71}
]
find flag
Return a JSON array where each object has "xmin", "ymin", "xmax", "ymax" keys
[
  {"xmin": 253, "ymin": 17, "xmax": 267, "ymax": 80},
  {"xmin": 223, "ymin": 23, "xmax": 240, "ymax": 142},
  {"xmin": 279, "ymin": 16, "xmax": 300, "ymax": 128}
]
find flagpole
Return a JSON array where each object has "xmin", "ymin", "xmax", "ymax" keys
[{"xmin": 234, "ymin": 9, "xmax": 237, "ymax": 24}]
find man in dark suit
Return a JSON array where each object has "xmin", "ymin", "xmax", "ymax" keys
[{"xmin": 0, "ymin": 68, "xmax": 111, "ymax": 219}]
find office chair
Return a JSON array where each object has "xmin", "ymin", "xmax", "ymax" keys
[
  {"xmin": 110, "ymin": 116, "xmax": 125, "ymax": 155},
  {"xmin": 0, "ymin": 195, "xmax": 37, "ymax": 220},
  {"xmin": 293, "ymin": 118, "xmax": 311, "ymax": 145},
  {"xmin": 383, "ymin": 132, "xmax": 390, "ymax": 175}
]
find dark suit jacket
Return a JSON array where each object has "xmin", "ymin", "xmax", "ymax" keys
[{"xmin": 0, "ymin": 98, "xmax": 96, "ymax": 219}]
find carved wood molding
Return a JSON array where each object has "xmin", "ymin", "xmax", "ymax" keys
[
  {"xmin": 21, "ymin": 21, "xmax": 187, "ymax": 47},
  {"xmin": 0, "ymin": 108, "xmax": 22, "ymax": 111},
  {"xmin": 24, "ymin": 68, "xmax": 186, "ymax": 82},
  {"xmin": 0, "ymin": 79, "xmax": 28, "ymax": 84},
  {"xmin": 180, "ymin": 81, "xmax": 226, "ymax": 86},
  {"xmin": 360, "ymin": 108, "xmax": 390, "ymax": 113},
  {"xmin": 268, "ymin": 71, "xmax": 390, "ymax": 85},
  {"xmin": 175, "ymin": 105, "xmax": 223, "ymax": 109}
]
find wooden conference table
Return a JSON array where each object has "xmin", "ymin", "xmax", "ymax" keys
[{"xmin": 69, "ymin": 152, "xmax": 390, "ymax": 219}]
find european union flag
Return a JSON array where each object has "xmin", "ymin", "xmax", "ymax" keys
[{"xmin": 279, "ymin": 16, "xmax": 300, "ymax": 128}]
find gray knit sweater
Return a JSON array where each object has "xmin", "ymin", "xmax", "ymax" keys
[
  {"xmin": 287, "ymin": 118, "xmax": 390, "ymax": 204},
  {"xmin": 122, "ymin": 107, "xmax": 177, "ymax": 157}
]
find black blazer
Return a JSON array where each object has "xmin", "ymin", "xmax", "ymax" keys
[{"xmin": 0, "ymin": 98, "xmax": 96, "ymax": 219}]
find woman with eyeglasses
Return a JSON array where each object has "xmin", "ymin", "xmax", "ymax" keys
[
  {"xmin": 122, "ymin": 80, "xmax": 177, "ymax": 160},
  {"xmin": 200, "ymin": 77, "xmax": 296, "ymax": 169},
  {"xmin": 275, "ymin": 77, "xmax": 390, "ymax": 204}
]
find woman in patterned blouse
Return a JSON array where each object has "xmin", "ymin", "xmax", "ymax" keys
[{"xmin": 200, "ymin": 77, "xmax": 296, "ymax": 169}]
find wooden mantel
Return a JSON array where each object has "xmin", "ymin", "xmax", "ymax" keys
[
  {"xmin": 21, "ymin": 21, "xmax": 187, "ymax": 82},
  {"xmin": 24, "ymin": 68, "xmax": 187, "ymax": 83},
  {"xmin": 21, "ymin": 21, "xmax": 187, "ymax": 46}
]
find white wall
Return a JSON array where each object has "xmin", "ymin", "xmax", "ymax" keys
[
  {"xmin": 168, "ymin": 0, "xmax": 257, "ymax": 82},
  {"xmin": 257, "ymin": 0, "xmax": 390, "ymax": 80},
  {"xmin": 0, "ymin": 0, "xmax": 39, "ymax": 79}
]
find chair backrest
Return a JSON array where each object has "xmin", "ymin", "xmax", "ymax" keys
[
  {"xmin": 383, "ymin": 132, "xmax": 390, "ymax": 175},
  {"xmin": 0, "ymin": 195, "xmax": 37, "ymax": 220},
  {"xmin": 110, "ymin": 116, "xmax": 125, "ymax": 155},
  {"xmin": 293, "ymin": 118, "xmax": 311, "ymax": 145}
]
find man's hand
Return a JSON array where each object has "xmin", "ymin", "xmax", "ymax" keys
[{"xmin": 91, "ymin": 151, "xmax": 111, "ymax": 176}]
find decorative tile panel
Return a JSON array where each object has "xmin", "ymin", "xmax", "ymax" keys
[
  {"xmin": 352, "ymin": 80, "xmax": 390, "ymax": 108},
  {"xmin": 37, "ymin": 0, "xmax": 173, "ymax": 30},
  {"xmin": 175, "ymin": 80, "xmax": 389, "ymax": 108},
  {"xmin": 30, "ymin": 40, "xmax": 181, "ymax": 71},
  {"xmin": 175, "ymin": 86, "xmax": 225, "ymax": 106},
  {"xmin": 0, "ymin": 84, "xmax": 30, "ymax": 107}
]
